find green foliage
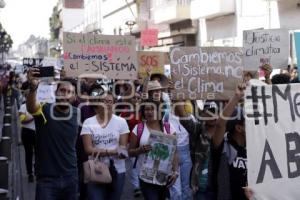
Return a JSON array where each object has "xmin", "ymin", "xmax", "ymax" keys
[{"xmin": 149, "ymin": 143, "xmax": 170, "ymax": 161}]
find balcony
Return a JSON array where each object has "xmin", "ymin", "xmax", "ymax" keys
[
  {"xmin": 191, "ymin": 0, "xmax": 235, "ymax": 19},
  {"xmin": 151, "ymin": 0, "xmax": 191, "ymax": 24}
]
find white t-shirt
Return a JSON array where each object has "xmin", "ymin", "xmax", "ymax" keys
[
  {"xmin": 80, "ymin": 114, "xmax": 130, "ymax": 173},
  {"xmin": 169, "ymin": 113, "xmax": 189, "ymax": 146},
  {"xmin": 19, "ymin": 104, "xmax": 35, "ymax": 131},
  {"xmin": 132, "ymin": 122, "xmax": 176, "ymax": 172}
]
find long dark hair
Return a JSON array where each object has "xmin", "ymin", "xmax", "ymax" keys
[{"xmin": 139, "ymin": 99, "xmax": 165, "ymax": 132}]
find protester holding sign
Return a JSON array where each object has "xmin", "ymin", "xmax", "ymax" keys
[
  {"xmin": 212, "ymin": 83, "xmax": 247, "ymax": 200},
  {"xmin": 175, "ymin": 100, "xmax": 219, "ymax": 200},
  {"xmin": 129, "ymin": 99, "xmax": 179, "ymax": 200},
  {"xmin": 81, "ymin": 91, "xmax": 130, "ymax": 200}
]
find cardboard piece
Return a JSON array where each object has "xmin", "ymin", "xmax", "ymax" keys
[
  {"xmin": 63, "ymin": 32, "xmax": 138, "ymax": 80},
  {"xmin": 170, "ymin": 47, "xmax": 243, "ymax": 100},
  {"xmin": 138, "ymin": 51, "xmax": 168, "ymax": 79}
]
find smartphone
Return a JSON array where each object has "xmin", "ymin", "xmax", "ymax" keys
[{"xmin": 33, "ymin": 66, "xmax": 55, "ymax": 78}]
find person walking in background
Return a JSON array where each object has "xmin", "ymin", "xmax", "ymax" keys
[{"xmin": 19, "ymin": 102, "xmax": 36, "ymax": 182}]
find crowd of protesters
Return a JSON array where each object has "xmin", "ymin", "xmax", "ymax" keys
[{"xmin": 0, "ymin": 62, "xmax": 299, "ymax": 200}]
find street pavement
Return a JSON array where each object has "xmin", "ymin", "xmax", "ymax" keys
[{"xmin": 19, "ymin": 155, "xmax": 144, "ymax": 199}]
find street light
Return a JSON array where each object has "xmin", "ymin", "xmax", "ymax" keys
[{"xmin": 125, "ymin": 20, "xmax": 136, "ymax": 35}]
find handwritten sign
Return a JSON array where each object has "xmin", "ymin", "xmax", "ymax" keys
[
  {"xmin": 63, "ymin": 32, "xmax": 138, "ymax": 80},
  {"xmin": 138, "ymin": 51, "xmax": 167, "ymax": 79},
  {"xmin": 243, "ymin": 29, "xmax": 289, "ymax": 70},
  {"xmin": 170, "ymin": 47, "xmax": 243, "ymax": 100},
  {"xmin": 245, "ymin": 84, "xmax": 300, "ymax": 200},
  {"xmin": 36, "ymin": 84, "xmax": 56, "ymax": 103},
  {"xmin": 141, "ymin": 29, "xmax": 158, "ymax": 47}
]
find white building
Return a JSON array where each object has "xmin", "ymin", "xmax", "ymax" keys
[
  {"xmin": 84, "ymin": 0, "xmax": 102, "ymax": 33},
  {"xmin": 70, "ymin": 0, "xmax": 300, "ymax": 54},
  {"xmin": 63, "ymin": 0, "xmax": 85, "ymax": 33},
  {"xmin": 17, "ymin": 35, "xmax": 48, "ymax": 58}
]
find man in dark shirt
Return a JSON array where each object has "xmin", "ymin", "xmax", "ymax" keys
[
  {"xmin": 26, "ymin": 68, "xmax": 79, "ymax": 200},
  {"xmin": 212, "ymin": 84, "xmax": 247, "ymax": 200}
]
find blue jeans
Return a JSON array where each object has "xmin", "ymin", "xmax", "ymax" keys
[
  {"xmin": 87, "ymin": 172, "xmax": 125, "ymax": 200},
  {"xmin": 170, "ymin": 145, "xmax": 193, "ymax": 200},
  {"xmin": 35, "ymin": 175, "xmax": 78, "ymax": 200},
  {"xmin": 140, "ymin": 179, "xmax": 168, "ymax": 200},
  {"xmin": 129, "ymin": 157, "xmax": 140, "ymax": 189}
]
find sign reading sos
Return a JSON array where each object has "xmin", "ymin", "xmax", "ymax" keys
[{"xmin": 140, "ymin": 55, "xmax": 158, "ymax": 67}]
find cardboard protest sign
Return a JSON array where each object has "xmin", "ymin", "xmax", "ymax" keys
[
  {"xmin": 139, "ymin": 130, "xmax": 177, "ymax": 186},
  {"xmin": 170, "ymin": 47, "xmax": 243, "ymax": 100},
  {"xmin": 245, "ymin": 84, "xmax": 300, "ymax": 200},
  {"xmin": 36, "ymin": 84, "xmax": 56, "ymax": 103},
  {"xmin": 243, "ymin": 29, "xmax": 289, "ymax": 70},
  {"xmin": 63, "ymin": 32, "xmax": 138, "ymax": 79},
  {"xmin": 294, "ymin": 32, "xmax": 300, "ymax": 80},
  {"xmin": 141, "ymin": 29, "xmax": 159, "ymax": 47},
  {"xmin": 138, "ymin": 51, "xmax": 167, "ymax": 79}
]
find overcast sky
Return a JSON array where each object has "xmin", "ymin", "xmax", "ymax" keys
[{"xmin": 0, "ymin": 0, "xmax": 58, "ymax": 50}]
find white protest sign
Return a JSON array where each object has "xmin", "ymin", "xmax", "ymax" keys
[
  {"xmin": 42, "ymin": 57, "xmax": 63, "ymax": 70},
  {"xmin": 243, "ymin": 29, "xmax": 289, "ymax": 70},
  {"xmin": 245, "ymin": 83, "xmax": 300, "ymax": 200},
  {"xmin": 36, "ymin": 84, "xmax": 56, "ymax": 103},
  {"xmin": 63, "ymin": 32, "xmax": 138, "ymax": 79}
]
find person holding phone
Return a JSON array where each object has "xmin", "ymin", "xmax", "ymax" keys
[
  {"xmin": 26, "ymin": 68, "xmax": 79, "ymax": 200},
  {"xmin": 81, "ymin": 90, "xmax": 130, "ymax": 200}
]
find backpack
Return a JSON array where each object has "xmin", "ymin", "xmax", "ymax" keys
[
  {"xmin": 133, "ymin": 121, "xmax": 171, "ymax": 169},
  {"xmin": 136, "ymin": 121, "xmax": 171, "ymax": 144}
]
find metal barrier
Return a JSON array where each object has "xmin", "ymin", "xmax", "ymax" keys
[{"xmin": 0, "ymin": 94, "xmax": 12, "ymax": 200}]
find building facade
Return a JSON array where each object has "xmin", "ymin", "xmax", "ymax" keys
[
  {"xmin": 17, "ymin": 35, "xmax": 48, "ymax": 58},
  {"xmin": 67, "ymin": 0, "xmax": 300, "ymax": 57}
]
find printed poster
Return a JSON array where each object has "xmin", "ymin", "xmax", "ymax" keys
[{"xmin": 139, "ymin": 130, "xmax": 177, "ymax": 186}]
